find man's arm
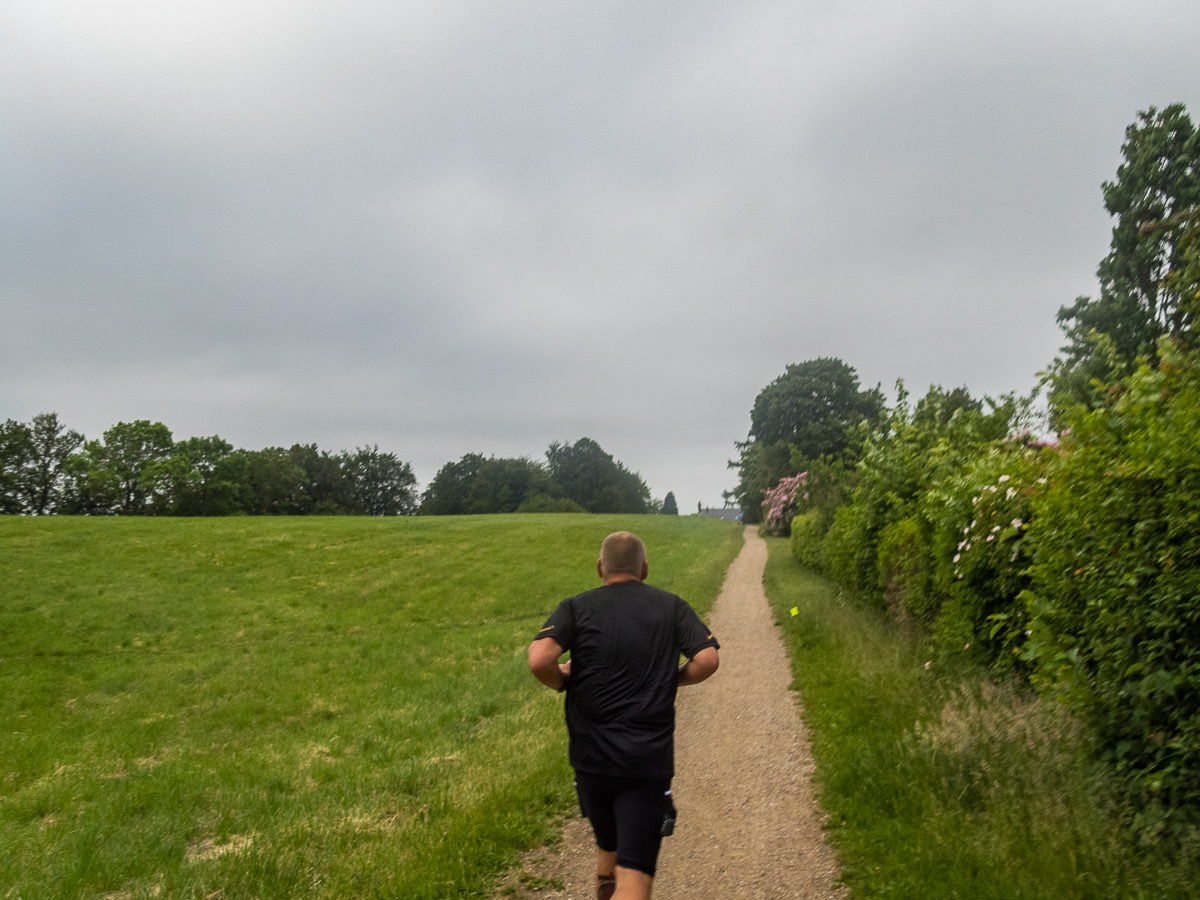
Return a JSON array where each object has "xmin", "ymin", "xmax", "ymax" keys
[
  {"xmin": 529, "ymin": 637, "xmax": 570, "ymax": 691},
  {"xmin": 678, "ymin": 646, "xmax": 719, "ymax": 686}
]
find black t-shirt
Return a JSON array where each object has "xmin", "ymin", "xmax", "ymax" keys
[{"xmin": 536, "ymin": 581, "xmax": 719, "ymax": 778}]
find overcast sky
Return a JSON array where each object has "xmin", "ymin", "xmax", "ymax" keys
[{"xmin": 3, "ymin": 0, "xmax": 1199, "ymax": 511}]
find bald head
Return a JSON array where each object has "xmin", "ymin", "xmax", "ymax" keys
[{"xmin": 599, "ymin": 531, "xmax": 648, "ymax": 580}]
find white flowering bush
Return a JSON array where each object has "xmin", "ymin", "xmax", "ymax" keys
[
  {"xmin": 922, "ymin": 446, "xmax": 1050, "ymax": 668},
  {"xmin": 827, "ymin": 382, "xmax": 1026, "ymax": 610}
]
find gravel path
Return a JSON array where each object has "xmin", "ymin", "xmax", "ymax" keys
[{"xmin": 495, "ymin": 525, "xmax": 845, "ymax": 899}]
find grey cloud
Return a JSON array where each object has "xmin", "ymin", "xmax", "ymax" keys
[{"xmin": 3, "ymin": 0, "xmax": 1200, "ymax": 509}]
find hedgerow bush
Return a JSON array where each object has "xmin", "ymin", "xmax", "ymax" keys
[
  {"xmin": 1022, "ymin": 340, "xmax": 1200, "ymax": 831},
  {"xmin": 787, "ymin": 455, "xmax": 850, "ymax": 572},
  {"xmin": 823, "ymin": 503, "xmax": 874, "ymax": 601},
  {"xmin": 920, "ymin": 445, "xmax": 1050, "ymax": 669},
  {"xmin": 784, "ymin": 348, "xmax": 1200, "ymax": 829},
  {"xmin": 789, "ymin": 509, "xmax": 827, "ymax": 573},
  {"xmin": 876, "ymin": 514, "xmax": 936, "ymax": 622},
  {"xmin": 813, "ymin": 385, "xmax": 1019, "ymax": 608},
  {"xmin": 863, "ymin": 443, "xmax": 1050, "ymax": 670},
  {"xmin": 786, "ymin": 382, "xmax": 1050, "ymax": 670}
]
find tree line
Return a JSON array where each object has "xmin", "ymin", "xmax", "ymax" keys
[
  {"xmin": 418, "ymin": 438, "xmax": 663, "ymax": 515},
  {"xmin": 0, "ymin": 417, "xmax": 418, "ymax": 516},
  {"xmin": 738, "ymin": 104, "xmax": 1200, "ymax": 832},
  {"xmin": 0, "ymin": 419, "xmax": 677, "ymax": 518}
]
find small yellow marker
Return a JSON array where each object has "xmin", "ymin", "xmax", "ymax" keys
[{"xmin": 790, "ymin": 607, "xmax": 799, "ymax": 617}]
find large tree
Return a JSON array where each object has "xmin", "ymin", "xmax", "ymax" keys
[
  {"xmin": 420, "ymin": 453, "xmax": 487, "ymax": 515},
  {"xmin": 1053, "ymin": 104, "xmax": 1200, "ymax": 403},
  {"xmin": 235, "ymin": 447, "xmax": 308, "ymax": 515},
  {"xmin": 420, "ymin": 453, "xmax": 565, "ymax": 515},
  {"xmin": 729, "ymin": 358, "xmax": 883, "ymax": 521},
  {"xmin": 546, "ymin": 438, "xmax": 651, "ymax": 514},
  {"xmin": 0, "ymin": 419, "xmax": 33, "ymax": 514},
  {"xmin": 343, "ymin": 445, "xmax": 418, "ymax": 516},
  {"xmin": 465, "ymin": 456, "xmax": 560, "ymax": 514},
  {"xmin": 748, "ymin": 358, "xmax": 885, "ymax": 455},
  {"xmin": 82, "ymin": 420, "xmax": 175, "ymax": 515},
  {"xmin": 289, "ymin": 443, "xmax": 355, "ymax": 514},
  {"xmin": 169, "ymin": 436, "xmax": 241, "ymax": 516},
  {"xmin": 15, "ymin": 413, "xmax": 84, "ymax": 515}
]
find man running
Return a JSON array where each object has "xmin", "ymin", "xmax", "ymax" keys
[{"xmin": 529, "ymin": 531, "xmax": 720, "ymax": 900}]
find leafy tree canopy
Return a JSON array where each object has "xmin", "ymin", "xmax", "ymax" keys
[
  {"xmin": 911, "ymin": 384, "xmax": 982, "ymax": 432},
  {"xmin": 465, "ymin": 456, "xmax": 559, "ymax": 515},
  {"xmin": 1053, "ymin": 104, "xmax": 1200, "ymax": 404},
  {"xmin": 164, "ymin": 436, "xmax": 240, "ymax": 516},
  {"xmin": 420, "ymin": 454, "xmax": 563, "ymax": 515},
  {"xmin": 0, "ymin": 413, "xmax": 420, "ymax": 518},
  {"xmin": 423, "ymin": 443, "xmax": 650, "ymax": 516},
  {"xmin": 749, "ymin": 357, "xmax": 885, "ymax": 458},
  {"xmin": 0, "ymin": 419, "xmax": 33, "ymax": 514},
  {"xmin": 420, "ymin": 454, "xmax": 487, "ymax": 515},
  {"xmin": 236, "ymin": 447, "xmax": 308, "ymax": 516},
  {"xmin": 343, "ymin": 445, "xmax": 418, "ymax": 516},
  {"xmin": 288, "ymin": 443, "xmax": 353, "ymax": 514},
  {"xmin": 21, "ymin": 413, "xmax": 84, "ymax": 515},
  {"xmin": 546, "ymin": 437, "xmax": 651, "ymax": 514},
  {"xmin": 86, "ymin": 420, "xmax": 175, "ymax": 515}
]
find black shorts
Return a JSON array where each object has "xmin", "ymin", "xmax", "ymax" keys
[{"xmin": 574, "ymin": 772, "xmax": 674, "ymax": 877}]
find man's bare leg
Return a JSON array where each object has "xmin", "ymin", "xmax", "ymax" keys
[
  {"xmin": 613, "ymin": 865, "xmax": 653, "ymax": 900},
  {"xmin": 596, "ymin": 849, "xmax": 616, "ymax": 900},
  {"xmin": 595, "ymin": 851, "xmax": 653, "ymax": 900}
]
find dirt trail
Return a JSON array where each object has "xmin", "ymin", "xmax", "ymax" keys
[{"xmin": 496, "ymin": 526, "xmax": 844, "ymax": 900}]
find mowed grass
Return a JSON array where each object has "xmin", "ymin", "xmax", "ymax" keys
[
  {"xmin": 0, "ymin": 515, "xmax": 743, "ymax": 900},
  {"xmin": 760, "ymin": 535, "xmax": 1200, "ymax": 900}
]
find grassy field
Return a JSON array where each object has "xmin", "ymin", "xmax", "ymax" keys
[
  {"xmin": 0, "ymin": 514, "xmax": 742, "ymax": 900},
  {"xmin": 760, "ymin": 534, "xmax": 1200, "ymax": 900}
]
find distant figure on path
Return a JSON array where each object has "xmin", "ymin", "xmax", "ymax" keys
[{"xmin": 529, "ymin": 532, "xmax": 720, "ymax": 900}]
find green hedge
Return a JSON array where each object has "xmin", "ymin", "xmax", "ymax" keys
[
  {"xmin": 786, "ymin": 354, "xmax": 1200, "ymax": 827},
  {"xmin": 1023, "ymin": 341, "xmax": 1200, "ymax": 831}
]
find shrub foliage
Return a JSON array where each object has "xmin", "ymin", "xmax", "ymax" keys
[{"xmin": 1024, "ymin": 341, "xmax": 1200, "ymax": 828}]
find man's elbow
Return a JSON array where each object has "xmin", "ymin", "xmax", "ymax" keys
[
  {"xmin": 528, "ymin": 642, "xmax": 549, "ymax": 676},
  {"xmin": 682, "ymin": 646, "xmax": 719, "ymax": 685},
  {"xmin": 528, "ymin": 638, "xmax": 563, "ymax": 684}
]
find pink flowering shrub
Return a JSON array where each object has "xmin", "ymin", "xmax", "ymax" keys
[{"xmin": 761, "ymin": 472, "xmax": 806, "ymax": 536}]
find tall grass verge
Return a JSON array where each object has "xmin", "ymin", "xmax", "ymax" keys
[
  {"xmin": 761, "ymin": 534, "xmax": 1200, "ymax": 899},
  {"xmin": 0, "ymin": 515, "xmax": 742, "ymax": 899}
]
